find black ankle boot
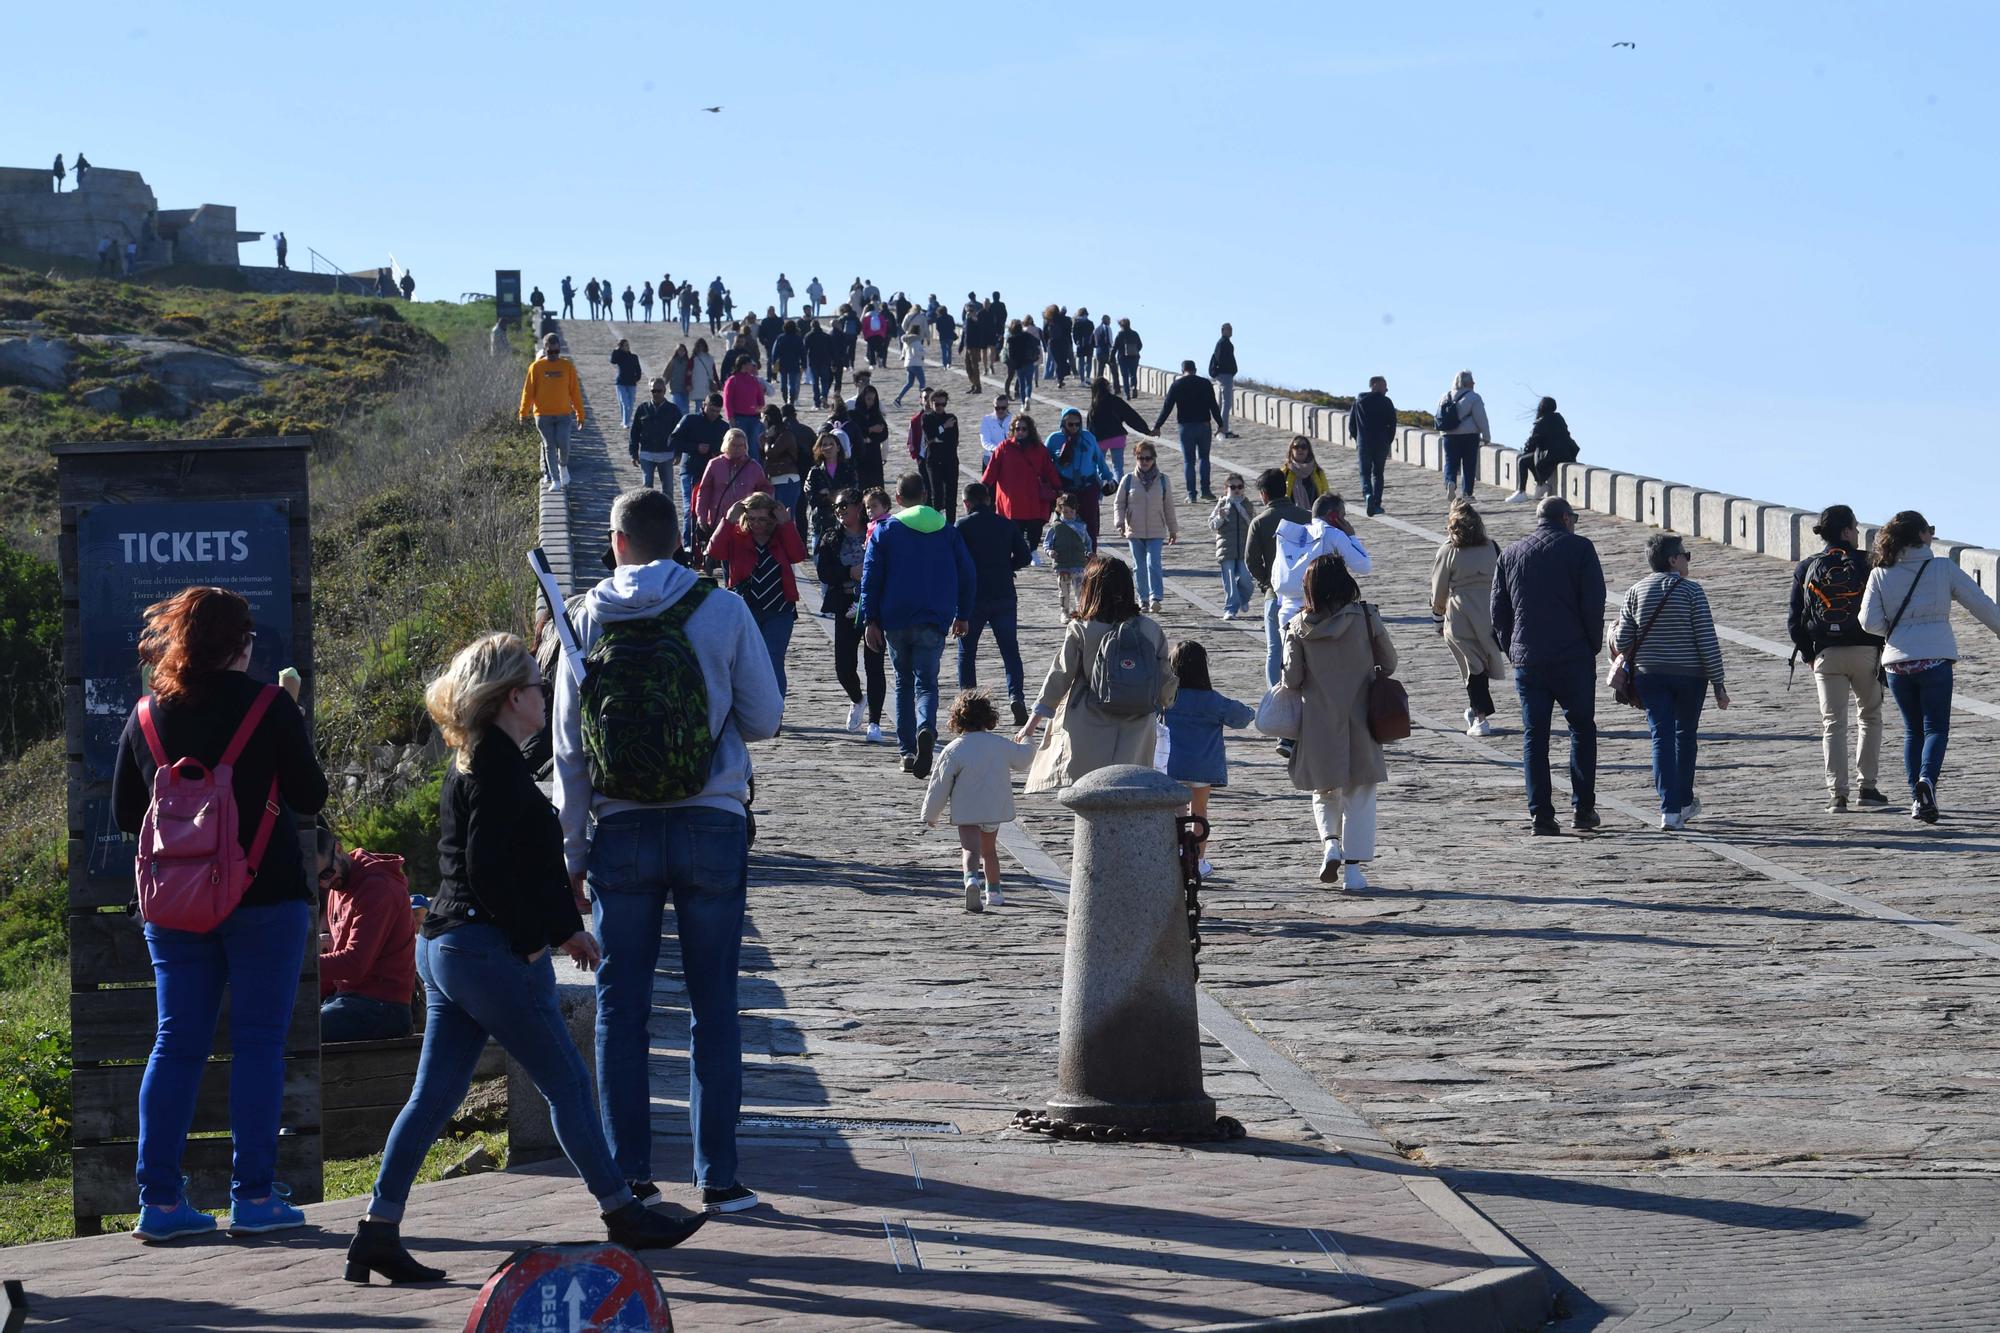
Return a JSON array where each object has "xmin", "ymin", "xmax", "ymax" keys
[
  {"xmin": 345, "ymin": 1219, "xmax": 446, "ymax": 1284},
  {"xmin": 603, "ymin": 1200, "xmax": 708, "ymax": 1251}
]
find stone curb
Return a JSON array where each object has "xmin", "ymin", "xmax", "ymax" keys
[{"xmin": 1181, "ymin": 1260, "xmax": 1549, "ymax": 1331}]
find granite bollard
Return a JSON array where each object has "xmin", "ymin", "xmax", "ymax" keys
[{"xmin": 1047, "ymin": 764, "xmax": 1216, "ymax": 1134}]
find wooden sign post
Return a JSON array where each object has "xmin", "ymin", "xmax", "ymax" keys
[{"xmin": 54, "ymin": 437, "xmax": 318, "ymax": 1235}]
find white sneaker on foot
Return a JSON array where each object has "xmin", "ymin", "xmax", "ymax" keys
[
  {"xmin": 1318, "ymin": 843, "xmax": 1343, "ymax": 884},
  {"xmin": 965, "ymin": 876, "xmax": 983, "ymax": 913},
  {"xmin": 1030, "ymin": 550, "xmax": 1043, "ymax": 567},
  {"xmin": 1661, "ymin": 810, "xmax": 1686, "ymax": 830},
  {"xmin": 1342, "ymin": 862, "xmax": 1368, "ymax": 890},
  {"xmin": 1464, "ymin": 707, "xmax": 1478, "ymax": 728},
  {"xmin": 981, "ymin": 883, "xmax": 1003, "ymax": 909},
  {"xmin": 845, "ymin": 701, "xmax": 864, "ymax": 732},
  {"xmin": 1505, "ymin": 490, "xmax": 1529, "ymax": 503},
  {"xmin": 865, "ymin": 723, "xmax": 883, "ymax": 744},
  {"xmin": 1467, "ymin": 716, "xmax": 1493, "ymax": 737},
  {"xmin": 1223, "ymin": 609, "xmax": 1238, "ymax": 620},
  {"xmin": 559, "ymin": 465, "xmax": 571, "ymax": 488},
  {"xmin": 1683, "ymin": 797, "xmax": 1703, "ymax": 821}
]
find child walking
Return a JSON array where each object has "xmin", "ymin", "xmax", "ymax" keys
[
  {"xmin": 1160, "ymin": 641, "xmax": 1255, "ymax": 877},
  {"xmin": 1043, "ymin": 492, "xmax": 1094, "ymax": 617},
  {"xmin": 919, "ymin": 690, "xmax": 1034, "ymax": 912}
]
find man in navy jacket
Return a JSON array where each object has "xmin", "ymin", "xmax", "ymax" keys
[
  {"xmin": 1347, "ymin": 376, "xmax": 1398, "ymax": 516},
  {"xmin": 859, "ymin": 472, "xmax": 976, "ymax": 778},
  {"xmin": 953, "ymin": 482, "xmax": 1034, "ymax": 729},
  {"xmin": 1492, "ymin": 497, "xmax": 1607, "ymax": 834}
]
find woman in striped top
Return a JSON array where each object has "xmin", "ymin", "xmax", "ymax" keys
[
  {"xmin": 707, "ymin": 492, "xmax": 807, "ymax": 697},
  {"xmin": 1612, "ymin": 533, "xmax": 1730, "ymax": 830}
]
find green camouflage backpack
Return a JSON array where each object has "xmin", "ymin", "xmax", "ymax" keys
[{"xmin": 579, "ymin": 583, "xmax": 717, "ymax": 802}]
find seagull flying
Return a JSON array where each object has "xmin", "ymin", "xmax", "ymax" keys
[
  {"xmin": 1611, "ymin": 41, "xmax": 1636, "ymax": 48},
  {"xmin": 701, "ymin": 105, "xmax": 724, "ymax": 113}
]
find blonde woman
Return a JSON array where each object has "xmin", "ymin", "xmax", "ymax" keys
[
  {"xmin": 1429, "ymin": 501, "xmax": 1509, "ymax": 736},
  {"xmin": 347, "ymin": 635, "xmax": 704, "ymax": 1286},
  {"xmin": 1282, "ymin": 436, "xmax": 1330, "ymax": 510}
]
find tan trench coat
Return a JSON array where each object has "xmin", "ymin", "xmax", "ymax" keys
[
  {"xmin": 1026, "ymin": 616, "xmax": 1177, "ymax": 793},
  {"xmin": 1282, "ymin": 602, "xmax": 1397, "ymax": 794},
  {"xmin": 1429, "ymin": 540, "xmax": 1509, "ymax": 681}
]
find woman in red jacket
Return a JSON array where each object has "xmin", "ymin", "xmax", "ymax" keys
[
  {"xmin": 980, "ymin": 413, "xmax": 1059, "ymax": 551},
  {"xmin": 707, "ymin": 492, "xmax": 809, "ymax": 696}
]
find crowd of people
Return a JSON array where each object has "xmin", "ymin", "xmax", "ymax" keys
[{"xmin": 111, "ymin": 273, "xmax": 1999, "ymax": 1292}]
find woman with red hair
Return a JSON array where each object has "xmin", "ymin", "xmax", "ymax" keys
[{"xmin": 111, "ymin": 586, "xmax": 328, "ymax": 1243}]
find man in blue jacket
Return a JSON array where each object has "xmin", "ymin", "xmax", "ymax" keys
[
  {"xmin": 954, "ymin": 481, "xmax": 1033, "ymax": 730},
  {"xmin": 860, "ymin": 472, "xmax": 976, "ymax": 778},
  {"xmin": 1347, "ymin": 376, "xmax": 1398, "ymax": 516},
  {"xmin": 1492, "ymin": 497, "xmax": 1607, "ymax": 835}
]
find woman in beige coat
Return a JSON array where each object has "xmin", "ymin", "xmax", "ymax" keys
[
  {"xmin": 1018, "ymin": 555, "xmax": 1177, "ymax": 792},
  {"xmin": 1284, "ymin": 553, "xmax": 1396, "ymax": 890},
  {"xmin": 1112, "ymin": 443, "xmax": 1179, "ymax": 612},
  {"xmin": 1429, "ymin": 501, "xmax": 1509, "ymax": 737}
]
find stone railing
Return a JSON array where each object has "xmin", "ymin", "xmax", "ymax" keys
[{"xmin": 1129, "ymin": 363, "xmax": 1998, "ymax": 596}]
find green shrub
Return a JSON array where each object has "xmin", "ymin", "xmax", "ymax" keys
[
  {"xmin": 0, "ymin": 544, "xmax": 59, "ymax": 758},
  {"xmin": 341, "ymin": 765, "xmax": 446, "ymax": 889},
  {"xmin": 0, "ymin": 961, "xmax": 69, "ymax": 1182}
]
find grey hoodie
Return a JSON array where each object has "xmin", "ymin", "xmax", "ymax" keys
[{"xmin": 552, "ymin": 559, "xmax": 783, "ymax": 874}]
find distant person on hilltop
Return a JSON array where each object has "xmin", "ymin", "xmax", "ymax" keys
[
  {"xmin": 529, "ymin": 283, "xmax": 544, "ymax": 311},
  {"xmin": 621, "ymin": 285, "xmax": 635, "ymax": 320},
  {"xmin": 1209, "ymin": 323, "xmax": 1239, "ymax": 438},
  {"xmin": 776, "ymin": 272, "xmax": 794, "ymax": 318},
  {"xmin": 640, "ymin": 281, "xmax": 654, "ymax": 322},
  {"xmin": 1347, "ymin": 376, "xmax": 1398, "ymax": 516},
  {"xmin": 399, "ymin": 271, "xmax": 415, "ymax": 301},
  {"xmin": 74, "ymin": 153, "xmax": 91, "ymax": 186},
  {"xmin": 561, "ymin": 276, "xmax": 575, "ymax": 318},
  {"xmin": 52, "ymin": 153, "xmax": 64, "ymax": 192},
  {"xmin": 1436, "ymin": 370, "xmax": 1490, "ymax": 500},
  {"xmin": 519, "ymin": 331, "xmax": 586, "ymax": 492},
  {"xmin": 586, "ymin": 279, "xmax": 601, "ymax": 320},
  {"xmin": 273, "ymin": 232, "xmax": 288, "ymax": 269},
  {"xmin": 806, "ymin": 275, "xmax": 824, "ymax": 316}
]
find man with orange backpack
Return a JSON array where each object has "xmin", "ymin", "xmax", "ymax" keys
[{"xmin": 1787, "ymin": 503, "xmax": 1889, "ymax": 812}]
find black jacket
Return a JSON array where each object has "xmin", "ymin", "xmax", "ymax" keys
[
  {"xmin": 427, "ymin": 729, "xmax": 582, "ymax": 959},
  {"xmin": 1209, "ymin": 337, "xmax": 1237, "ymax": 378},
  {"xmin": 1348, "ymin": 390, "xmax": 1398, "ymax": 448},
  {"xmin": 1112, "ymin": 327, "xmax": 1142, "ymax": 359},
  {"xmin": 1519, "ymin": 412, "xmax": 1579, "ymax": 482},
  {"xmin": 1152, "ymin": 374, "xmax": 1223, "ymax": 431},
  {"xmin": 1246, "ymin": 499, "xmax": 1311, "ymax": 591},
  {"xmin": 804, "ymin": 325, "xmax": 834, "ymax": 370},
  {"xmin": 628, "ymin": 398, "xmax": 683, "ymax": 459},
  {"xmin": 610, "ymin": 348, "xmax": 642, "ymax": 386},
  {"xmin": 1005, "ymin": 329, "xmax": 1039, "ymax": 371},
  {"xmin": 1088, "ymin": 393, "xmax": 1150, "ymax": 442},
  {"xmin": 817, "ymin": 525, "xmax": 867, "ymax": 616},
  {"xmin": 1492, "ymin": 518, "xmax": 1607, "ymax": 669},
  {"xmin": 669, "ymin": 410, "xmax": 729, "ymax": 462},
  {"xmin": 112, "ymin": 671, "xmax": 328, "ymax": 909},
  {"xmin": 921, "ymin": 410, "xmax": 960, "ymax": 463},
  {"xmin": 956, "ymin": 508, "xmax": 1032, "ymax": 610},
  {"xmin": 1789, "ymin": 546, "xmax": 1883, "ymax": 658}
]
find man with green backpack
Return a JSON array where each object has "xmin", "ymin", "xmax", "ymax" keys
[{"xmin": 553, "ymin": 487, "xmax": 783, "ymax": 1216}]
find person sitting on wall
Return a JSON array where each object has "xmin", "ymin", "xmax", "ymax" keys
[{"xmin": 317, "ymin": 828, "xmax": 418, "ymax": 1043}]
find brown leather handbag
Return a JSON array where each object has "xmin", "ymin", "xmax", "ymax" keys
[{"xmin": 1363, "ymin": 603, "xmax": 1412, "ymax": 743}]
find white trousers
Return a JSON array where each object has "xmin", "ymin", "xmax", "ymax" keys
[{"xmin": 1312, "ymin": 785, "xmax": 1378, "ymax": 861}]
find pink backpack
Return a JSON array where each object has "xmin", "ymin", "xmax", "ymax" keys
[{"xmin": 134, "ymin": 684, "xmax": 283, "ymax": 933}]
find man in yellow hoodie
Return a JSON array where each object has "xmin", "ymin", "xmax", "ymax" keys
[{"xmin": 519, "ymin": 332, "xmax": 587, "ymax": 491}]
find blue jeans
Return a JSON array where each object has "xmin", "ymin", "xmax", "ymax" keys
[
  {"xmin": 1179, "ymin": 422, "xmax": 1212, "ymax": 498},
  {"xmin": 615, "ymin": 383, "xmax": 638, "ymax": 426},
  {"xmin": 1637, "ymin": 672, "xmax": 1706, "ymax": 814},
  {"xmin": 1117, "ymin": 356, "xmax": 1139, "ymax": 397},
  {"xmin": 1103, "ymin": 437, "xmax": 1127, "ymax": 480},
  {"xmin": 810, "ymin": 367, "xmax": 832, "ymax": 406},
  {"xmin": 1129, "ymin": 538, "xmax": 1165, "ymax": 605},
  {"xmin": 1358, "ymin": 440, "xmax": 1390, "ymax": 513},
  {"xmin": 779, "ymin": 367, "xmax": 802, "ymax": 404},
  {"xmin": 732, "ymin": 414, "xmax": 763, "ymax": 462},
  {"xmin": 588, "ymin": 806, "xmax": 749, "ymax": 1188},
  {"xmin": 639, "ymin": 456, "xmax": 671, "ymax": 488},
  {"xmin": 671, "ymin": 389, "xmax": 690, "ymax": 419},
  {"xmin": 1443, "ymin": 436, "xmax": 1479, "ymax": 496},
  {"xmin": 1887, "ymin": 661, "xmax": 1953, "ymax": 795},
  {"xmin": 886, "ymin": 623, "xmax": 946, "ymax": 753},
  {"xmin": 1014, "ymin": 366, "xmax": 1034, "ymax": 403},
  {"xmin": 372, "ymin": 926, "xmax": 631, "ymax": 1219},
  {"xmin": 679, "ymin": 461, "xmax": 699, "ymax": 545},
  {"xmin": 1263, "ymin": 594, "xmax": 1284, "ymax": 686},
  {"xmin": 958, "ymin": 603, "xmax": 1025, "ymax": 703},
  {"xmin": 1218, "ymin": 558, "xmax": 1253, "ymax": 615},
  {"xmin": 535, "ymin": 414, "xmax": 574, "ymax": 485},
  {"xmin": 321, "ymin": 992, "xmax": 412, "ymax": 1043},
  {"xmin": 1515, "ymin": 660, "xmax": 1599, "ymax": 820},
  {"xmin": 1216, "ymin": 374, "xmax": 1234, "ymax": 433},
  {"xmin": 756, "ymin": 605, "xmax": 797, "ymax": 696},
  {"xmin": 940, "ymin": 337, "xmax": 954, "ymax": 367},
  {"xmin": 895, "ymin": 366, "xmax": 927, "ymax": 404},
  {"xmin": 138, "ymin": 900, "xmax": 309, "ymax": 1207}
]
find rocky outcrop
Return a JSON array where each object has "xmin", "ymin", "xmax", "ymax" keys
[
  {"xmin": 82, "ymin": 336, "xmax": 284, "ymax": 402},
  {"xmin": 0, "ymin": 335, "xmax": 75, "ymax": 390}
]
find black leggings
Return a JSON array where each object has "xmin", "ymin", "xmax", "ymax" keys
[
  {"xmin": 833, "ymin": 612, "xmax": 887, "ymax": 721},
  {"xmin": 1467, "ymin": 672, "xmax": 1496, "ymax": 719}
]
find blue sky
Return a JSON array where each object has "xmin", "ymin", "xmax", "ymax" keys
[{"xmin": 14, "ymin": 1, "xmax": 1996, "ymax": 545}]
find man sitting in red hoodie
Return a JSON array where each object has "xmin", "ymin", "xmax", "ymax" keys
[{"xmin": 316, "ymin": 829, "xmax": 417, "ymax": 1042}]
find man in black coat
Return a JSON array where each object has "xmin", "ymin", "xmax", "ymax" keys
[
  {"xmin": 954, "ymin": 481, "xmax": 1033, "ymax": 728},
  {"xmin": 1347, "ymin": 376, "xmax": 1398, "ymax": 516},
  {"xmin": 1208, "ymin": 322, "xmax": 1239, "ymax": 438}
]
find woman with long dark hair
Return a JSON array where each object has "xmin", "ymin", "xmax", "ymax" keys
[
  {"xmin": 1508, "ymin": 396, "xmax": 1578, "ymax": 503},
  {"xmin": 819, "ymin": 488, "xmax": 888, "ymax": 739},
  {"xmin": 1017, "ymin": 554, "xmax": 1176, "ymax": 791},
  {"xmin": 847, "ymin": 384, "xmax": 891, "ymax": 488},
  {"xmin": 1860, "ymin": 510, "xmax": 2000, "ymax": 823},
  {"xmin": 1087, "ymin": 375, "xmax": 1152, "ymax": 481},
  {"xmin": 112, "ymin": 587, "xmax": 328, "ymax": 1242}
]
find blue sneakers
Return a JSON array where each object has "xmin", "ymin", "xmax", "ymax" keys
[
  {"xmin": 132, "ymin": 1194, "xmax": 217, "ymax": 1244},
  {"xmin": 228, "ymin": 1183, "xmax": 305, "ymax": 1236}
]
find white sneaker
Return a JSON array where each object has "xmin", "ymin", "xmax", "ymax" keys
[
  {"xmin": 1318, "ymin": 843, "xmax": 1343, "ymax": 884},
  {"xmin": 1661, "ymin": 810, "xmax": 1686, "ymax": 830},
  {"xmin": 845, "ymin": 701, "xmax": 864, "ymax": 732},
  {"xmin": 981, "ymin": 883, "xmax": 1003, "ymax": 909},
  {"xmin": 1463, "ymin": 707, "xmax": 1478, "ymax": 728},
  {"xmin": 1342, "ymin": 863, "xmax": 1368, "ymax": 890},
  {"xmin": 559, "ymin": 464, "xmax": 571, "ymax": 488},
  {"xmin": 1030, "ymin": 550, "xmax": 1043, "ymax": 567},
  {"xmin": 865, "ymin": 723, "xmax": 883, "ymax": 744},
  {"xmin": 1466, "ymin": 716, "xmax": 1493, "ymax": 737},
  {"xmin": 1223, "ymin": 609, "xmax": 1238, "ymax": 621},
  {"xmin": 1505, "ymin": 490, "xmax": 1529, "ymax": 503},
  {"xmin": 542, "ymin": 476, "xmax": 555, "ymax": 492},
  {"xmin": 1684, "ymin": 797, "xmax": 1703, "ymax": 821},
  {"xmin": 965, "ymin": 876, "xmax": 983, "ymax": 913},
  {"xmin": 1197, "ymin": 858, "xmax": 1213, "ymax": 878}
]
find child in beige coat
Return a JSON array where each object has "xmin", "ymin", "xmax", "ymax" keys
[{"xmin": 920, "ymin": 690, "xmax": 1034, "ymax": 912}]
